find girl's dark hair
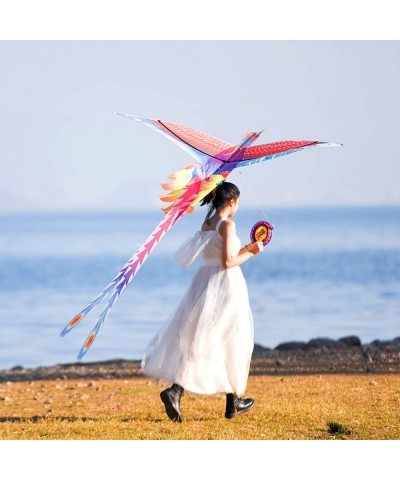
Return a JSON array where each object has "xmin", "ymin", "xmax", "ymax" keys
[{"xmin": 200, "ymin": 181, "xmax": 240, "ymax": 224}]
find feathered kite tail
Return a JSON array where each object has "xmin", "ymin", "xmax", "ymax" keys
[{"xmin": 60, "ymin": 207, "xmax": 187, "ymax": 360}]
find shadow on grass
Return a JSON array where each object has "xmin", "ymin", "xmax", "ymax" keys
[
  {"xmin": 0, "ymin": 415, "xmax": 163, "ymax": 423},
  {"xmin": 0, "ymin": 416, "xmax": 101, "ymax": 423}
]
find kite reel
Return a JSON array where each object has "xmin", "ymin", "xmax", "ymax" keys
[{"xmin": 250, "ymin": 220, "xmax": 274, "ymax": 246}]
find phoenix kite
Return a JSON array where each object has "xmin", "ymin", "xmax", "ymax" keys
[{"xmin": 60, "ymin": 114, "xmax": 341, "ymax": 359}]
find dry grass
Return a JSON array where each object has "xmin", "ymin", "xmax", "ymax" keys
[{"xmin": 1, "ymin": 374, "xmax": 399, "ymax": 440}]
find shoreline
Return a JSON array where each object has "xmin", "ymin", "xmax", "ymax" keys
[{"xmin": 1, "ymin": 335, "xmax": 399, "ymax": 382}]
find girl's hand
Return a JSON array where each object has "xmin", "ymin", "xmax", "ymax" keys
[{"xmin": 247, "ymin": 241, "xmax": 264, "ymax": 255}]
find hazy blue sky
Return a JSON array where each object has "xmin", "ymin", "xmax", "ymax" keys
[{"xmin": 1, "ymin": 40, "xmax": 399, "ymax": 212}]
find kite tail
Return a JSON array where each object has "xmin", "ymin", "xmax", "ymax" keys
[
  {"xmin": 77, "ymin": 288, "xmax": 122, "ymax": 360},
  {"xmin": 59, "ymin": 257, "xmax": 142, "ymax": 337},
  {"xmin": 59, "ymin": 280, "xmax": 119, "ymax": 337},
  {"xmin": 65, "ymin": 207, "xmax": 187, "ymax": 360}
]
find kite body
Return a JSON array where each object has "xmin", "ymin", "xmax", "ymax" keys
[{"xmin": 61, "ymin": 114, "xmax": 341, "ymax": 359}]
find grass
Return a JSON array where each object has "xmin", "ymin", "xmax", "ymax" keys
[{"xmin": 1, "ymin": 374, "xmax": 399, "ymax": 440}]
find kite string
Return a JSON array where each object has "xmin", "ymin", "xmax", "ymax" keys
[{"xmin": 238, "ymin": 170, "xmax": 270, "ymax": 223}]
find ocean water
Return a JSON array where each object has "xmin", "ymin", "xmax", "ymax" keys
[{"xmin": 0, "ymin": 206, "xmax": 399, "ymax": 370}]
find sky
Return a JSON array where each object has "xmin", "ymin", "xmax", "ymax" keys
[{"xmin": 1, "ymin": 40, "xmax": 399, "ymax": 213}]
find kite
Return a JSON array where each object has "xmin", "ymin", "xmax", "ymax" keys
[{"xmin": 60, "ymin": 114, "xmax": 341, "ymax": 360}]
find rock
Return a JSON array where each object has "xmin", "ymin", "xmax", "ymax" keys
[
  {"xmin": 253, "ymin": 343, "xmax": 271, "ymax": 356},
  {"xmin": 10, "ymin": 365, "xmax": 24, "ymax": 371},
  {"xmin": 338, "ymin": 335, "xmax": 362, "ymax": 347},
  {"xmin": 370, "ymin": 339, "xmax": 393, "ymax": 347},
  {"xmin": 0, "ymin": 338, "xmax": 399, "ymax": 380},
  {"xmin": 275, "ymin": 341, "xmax": 307, "ymax": 351},
  {"xmin": 306, "ymin": 337, "xmax": 343, "ymax": 349}
]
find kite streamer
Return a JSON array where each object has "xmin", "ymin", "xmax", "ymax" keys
[{"xmin": 61, "ymin": 114, "xmax": 341, "ymax": 359}]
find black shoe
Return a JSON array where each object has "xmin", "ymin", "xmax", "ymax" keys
[
  {"xmin": 225, "ymin": 393, "xmax": 255, "ymax": 419},
  {"xmin": 160, "ymin": 383, "xmax": 184, "ymax": 422}
]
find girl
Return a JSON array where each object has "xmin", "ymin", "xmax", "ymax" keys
[{"xmin": 141, "ymin": 182, "xmax": 263, "ymax": 421}]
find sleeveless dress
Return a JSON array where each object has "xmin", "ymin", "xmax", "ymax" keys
[{"xmin": 141, "ymin": 217, "xmax": 254, "ymax": 396}]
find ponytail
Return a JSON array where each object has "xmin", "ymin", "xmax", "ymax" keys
[{"xmin": 200, "ymin": 182, "xmax": 240, "ymax": 224}]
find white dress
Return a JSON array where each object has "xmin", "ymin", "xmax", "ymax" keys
[{"xmin": 141, "ymin": 217, "xmax": 254, "ymax": 396}]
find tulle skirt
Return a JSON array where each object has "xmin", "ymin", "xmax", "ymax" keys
[{"xmin": 141, "ymin": 263, "xmax": 254, "ymax": 395}]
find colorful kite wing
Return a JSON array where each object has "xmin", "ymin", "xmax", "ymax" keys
[
  {"xmin": 114, "ymin": 114, "xmax": 237, "ymax": 162},
  {"xmin": 216, "ymin": 140, "xmax": 341, "ymax": 174}
]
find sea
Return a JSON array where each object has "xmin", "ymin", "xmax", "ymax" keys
[{"xmin": 0, "ymin": 206, "xmax": 399, "ymax": 370}]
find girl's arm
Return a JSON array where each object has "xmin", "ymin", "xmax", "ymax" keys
[{"xmin": 221, "ymin": 220, "xmax": 263, "ymax": 269}]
